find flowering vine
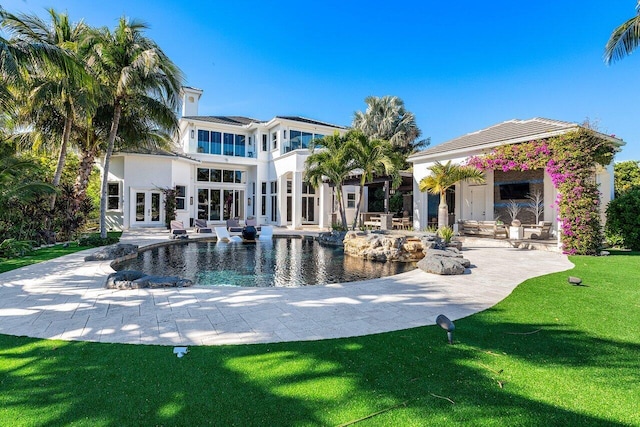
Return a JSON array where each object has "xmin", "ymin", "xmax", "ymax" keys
[{"xmin": 467, "ymin": 129, "xmax": 616, "ymax": 255}]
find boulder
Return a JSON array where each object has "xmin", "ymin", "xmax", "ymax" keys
[
  {"xmin": 317, "ymin": 231, "xmax": 348, "ymax": 247},
  {"xmin": 417, "ymin": 255, "xmax": 467, "ymax": 275},
  {"xmin": 133, "ymin": 275, "xmax": 193, "ymax": 288},
  {"xmin": 85, "ymin": 243, "xmax": 138, "ymax": 261},
  {"xmin": 106, "ymin": 270, "xmax": 193, "ymax": 289}
]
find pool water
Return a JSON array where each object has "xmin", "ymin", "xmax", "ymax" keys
[{"xmin": 114, "ymin": 237, "xmax": 415, "ymax": 287}]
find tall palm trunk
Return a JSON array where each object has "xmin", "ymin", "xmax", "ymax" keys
[
  {"xmin": 351, "ymin": 177, "xmax": 367, "ymax": 230},
  {"xmin": 100, "ymin": 101, "xmax": 122, "ymax": 239},
  {"xmin": 335, "ymin": 185, "xmax": 347, "ymax": 230},
  {"xmin": 49, "ymin": 115, "xmax": 73, "ymax": 210},
  {"xmin": 71, "ymin": 145, "xmax": 97, "ymax": 218}
]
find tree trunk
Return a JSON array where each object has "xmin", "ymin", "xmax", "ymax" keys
[
  {"xmin": 351, "ymin": 178, "xmax": 366, "ymax": 230},
  {"xmin": 438, "ymin": 191, "xmax": 449, "ymax": 229},
  {"xmin": 100, "ymin": 102, "xmax": 122, "ymax": 239},
  {"xmin": 335, "ymin": 185, "xmax": 347, "ymax": 230},
  {"xmin": 49, "ymin": 116, "xmax": 73, "ymax": 210},
  {"xmin": 71, "ymin": 145, "xmax": 97, "ymax": 219}
]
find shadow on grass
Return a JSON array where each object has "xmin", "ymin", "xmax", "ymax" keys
[{"xmin": 1, "ymin": 254, "xmax": 638, "ymax": 425}]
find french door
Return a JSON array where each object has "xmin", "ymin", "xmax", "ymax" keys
[{"xmin": 131, "ymin": 190, "xmax": 163, "ymax": 226}]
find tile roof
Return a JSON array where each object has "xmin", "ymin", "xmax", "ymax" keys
[
  {"xmin": 409, "ymin": 117, "xmax": 579, "ymax": 159},
  {"xmin": 182, "ymin": 116, "xmax": 262, "ymax": 126},
  {"xmin": 276, "ymin": 116, "xmax": 347, "ymax": 129}
]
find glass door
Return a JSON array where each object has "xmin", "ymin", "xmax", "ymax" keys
[{"xmin": 133, "ymin": 190, "xmax": 163, "ymax": 225}]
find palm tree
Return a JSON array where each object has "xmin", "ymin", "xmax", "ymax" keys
[
  {"xmin": 304, "ymin": 132, "xmax": 352, "ymax": 230},
  {"xmin": 352, "ymin": 95, "xmax": 425, "ymax": 156},
  {"xmin": 1, "ymin": 9, "xmax": 94, "ymax": 209},
  {"xmin": 418, "ymin": 161, "xmax": 485, "ymax": 229},
  {"xmin": 86, "ymin": 17, "xmax": 183, "ymax": 238},
  {"xmin": 605, "ymin": 1, "xmax": 640, "ymax": 64},
  {"xmin": 346, "ymin": 130, "xmax": 401, "ymax": 230}
]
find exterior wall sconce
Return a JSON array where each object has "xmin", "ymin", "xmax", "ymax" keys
[
  {"xmin": 190, "ymin": 129, "xmax": 194, "ymax": 139},
  {"xmin": 247, "ymin": 198, "xmax": 252, "ymax": 206},
  {"xmin": 190, "ymin": 196, "xmax": 194, "ymax": 205}
]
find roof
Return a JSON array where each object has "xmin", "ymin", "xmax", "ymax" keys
[
  {"xmin": 182, "ymin": 116, "xmax": 262, "ymax": 126},
  {"xmin": 115, "ymin": 148, "xmax": 199, "ymax": 163},
  {"xmin": 275, "ymin": 116, "xmax": 347, "ymax": 129},
  {"xmin": 409, "ymin": 118, "xmax": 580, "ymax": 160}
]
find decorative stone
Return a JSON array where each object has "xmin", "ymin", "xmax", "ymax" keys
[
  {"xmin": 106, "ymin": 270, "xmax": 147, "ymax": 289},
  {"xmin": 417, "ymin": 256, "xmax": 466, "ymax": 275},
  {"xmin": 133, "ymin": 276, "xmax": 193, "ymax": 288},
  {"xmin": 317, "ymin": 231, "xmax": 348, "ymax": 247},
  {"xmin": 85, "ymin": 243, "xmax": 138, "ymax": 261}
]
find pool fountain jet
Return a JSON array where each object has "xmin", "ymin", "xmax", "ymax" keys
[{"xmin": 436, "ymin": 314, "xmax": 455, "ymax": 344}]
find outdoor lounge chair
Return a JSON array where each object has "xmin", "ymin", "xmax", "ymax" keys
[
  {"xmin": 194, "ymin": 218, "xmax": 212, "ymax": 233},
  {"xmin": 245, "ymin": 216, "xmax": 261, "ymax": 231},
  {"xmin": 226, "ymin": 218, "xmax": 243, "ymax": 233},
  {"xmin": 258, "ymin": 225, "xmax": 273, "ymax": 241},
  {"xmin": 214, "ymin": 227, "xmax": 242, "ymax": 243},
  {"xmin": 170, "ymin": 220, "xmax": 188, "ymax": 239}
]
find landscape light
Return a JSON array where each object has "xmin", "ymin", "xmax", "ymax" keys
[
  {"xmin": 173, "ymin": 347, "xmax": 189, "ymax": 358},
  {"xmin": 436, "ymin": 314, "xmax": 455, "ymax": 344}
]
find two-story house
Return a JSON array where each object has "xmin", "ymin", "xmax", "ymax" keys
[{"xmin": 104, "ymin": 86, "xmax": 347, "ymax": 230}]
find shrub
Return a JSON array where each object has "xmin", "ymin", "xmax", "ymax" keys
[
  {"xmin": 606, "ymin": 187, "xmax": 640, "ymax": 250},
  {"xmin": 437, "ymin": 225, "xmax": 455, "ymax": 243},
  {"xmin": 78, "ymin": 235, "xmax": 120, "ymax": 247},
  {"xmin": 0, "ymin": 239, "xmax": 33, "ymax": 258},
  {"xmin": 331, "ymin": 222, "xmax": 348, "ymax": 231}
]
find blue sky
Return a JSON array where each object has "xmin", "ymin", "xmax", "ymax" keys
[{"xmin": 3, "ymin": 0, "xmax": 639, "ymax": 160}]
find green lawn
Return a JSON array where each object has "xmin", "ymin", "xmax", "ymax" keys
[
  {"xmin": 0, "ymin": 252, "xmax": 638, "ymax": 426},
  {"xmin": 0, "ymin": 232, "xmax": 122, "ymax": 274}
]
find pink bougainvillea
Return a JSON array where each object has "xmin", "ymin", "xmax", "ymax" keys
[{"xmin": 466, "ymin": 130, "xmax": 616, "ymax": 255}]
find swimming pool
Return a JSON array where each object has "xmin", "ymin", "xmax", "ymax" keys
[{"xmin": 114, "ymin": 237, "xmax": 415, "ymax": 287}]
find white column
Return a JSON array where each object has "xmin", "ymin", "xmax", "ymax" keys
[
  {"xmin": 291, "ymin": 171, "xmax": 303, "ymax": 229},
  {"xmin": 277, "ymin": 174, "xmax": 287, "ymax": 227},
  {"xmin": 319, "ymin": 184, "xmax": 329, "ymax": 229}
]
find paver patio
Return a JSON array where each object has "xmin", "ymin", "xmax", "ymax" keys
[{"xmin": 0, "ymin": 229, "xmax": 573, "ymax": 346}]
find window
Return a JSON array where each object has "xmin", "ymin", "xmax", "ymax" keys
[
  {"xmin": 197, "ymin": 168, "xmax": 209, "ymax": 181},
  {"xmin": 261, "ymin": 182, "xmax": 267, "ymax": 216},
  {"xmin": 175, "ymin": 185, "xmax": 186, "ymax": 210},
  {"xmin": 270, "ymin": 181, "xmax": 277, "ymax": 222},
  {"xmin": 197, "ymin": 130, "xmax": 209, "ymax": 153},
  {"xmin": 107, "ymin": 182, "xmax": 120, "ymax": 210},
  {"xmin": 223, "ymin": 170, "xmax": 235, "ymax": 182},
  {"xmin": 347, "ymin": 193, "xmax": 356, "ymax": 209},
  {"xmin": 235, "ymin": 170, "xmax": 243, "ymax": 184},
  {"xmin": 234, "ymin": 135, "xmax": 245, "ymax": 157},
  {"xmin": 271, "ymin": 132, "xmax": 277, "ymax": 150},
  {"xmin": 223, "ymin": 133, "xmax": 234, "ymax": 156},
  {"xmin": 262, "ymin": 134, "xmax": 267, "ymax": 152},
  {"xmin": 196, "ymin": 130, "xmax": 221, "ymax": 154},
  {"xmin": 210, "ymin": 169, "xmax": 221, "ymax": 182}
]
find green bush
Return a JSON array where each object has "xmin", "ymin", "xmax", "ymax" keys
[
  {"xmin": 331, "ymin": 222, "xmax": 348, "ymax": 231},
  {"xmin": 437, "ymin": 225, "xmax": 455, "ymax": 243},
  {"xmin": 0, "ymin": 239, "xmax": 33, "ymax": 258},
  {"xmin": 77, "ymin": 235, "xmax": 120, "ymax": 247},
  {"xmin": 606, "ymin": 187, "xmax": 640, "ymax": 250}
]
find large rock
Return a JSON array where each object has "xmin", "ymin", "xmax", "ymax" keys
[
  {"xmin": 85, "ymin": 243, "xmax": 138, "ymax": 261},
  {"xmin": 417, "ymin": 255, "xmax": 467, "ymax": 275},
  {"xmin": 106, "ymin": 270, "xmax": 193, "ymax": 289},
  {"xmin": 317, "ymin": 231, "xmax": 348, "ymax": 247},
  {"xmin": 342, "ymin": 231, "xmax": 457, "ymax": 262}
]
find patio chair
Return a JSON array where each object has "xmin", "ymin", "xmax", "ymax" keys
[
  {"xmin": 258, "ymin": 225, "xmax": 273, "ymax": 241},
  {"xmin": 245, "ymin": 216, "xmax": 261, "ymax": 231},
  {"xmin": 214, "ymin": 227, "xmax": 242, "ymax": 243},
  {"xmin": 226, "ymin": 217, "xmax": 243, "ymax": 233},
  {"xmin": 194, "ymin": 218, "xmax": 212, "ymax": 233},
  {"xmin": 170, "ymin": 220, "xmax": 188, "ymax": 239}
]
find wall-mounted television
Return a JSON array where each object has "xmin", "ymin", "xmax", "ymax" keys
[{"xmin": 499, "ymin": 182, "xmax": 530, "ymax": 199}]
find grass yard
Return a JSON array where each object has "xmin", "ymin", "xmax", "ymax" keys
[
  {"xmin": 0, "ymin": 252, "xmax": 638, "ymax": 426},
  {"xmin": 0, "ymin": 232, "xmax": 122, "ymax": 274}
]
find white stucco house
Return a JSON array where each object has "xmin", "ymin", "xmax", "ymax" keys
[
  {"xmin": 408, "ymin": 118, "xmax": 624, "ymax": 238},
  {"xmin": 103, "ymin": 86, "xmax": 349, "ymax": 230}
]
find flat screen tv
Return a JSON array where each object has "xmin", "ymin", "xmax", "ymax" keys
[{"xmin": 499, "ymin": 183, "xmax": 529, "ymax": 199}]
